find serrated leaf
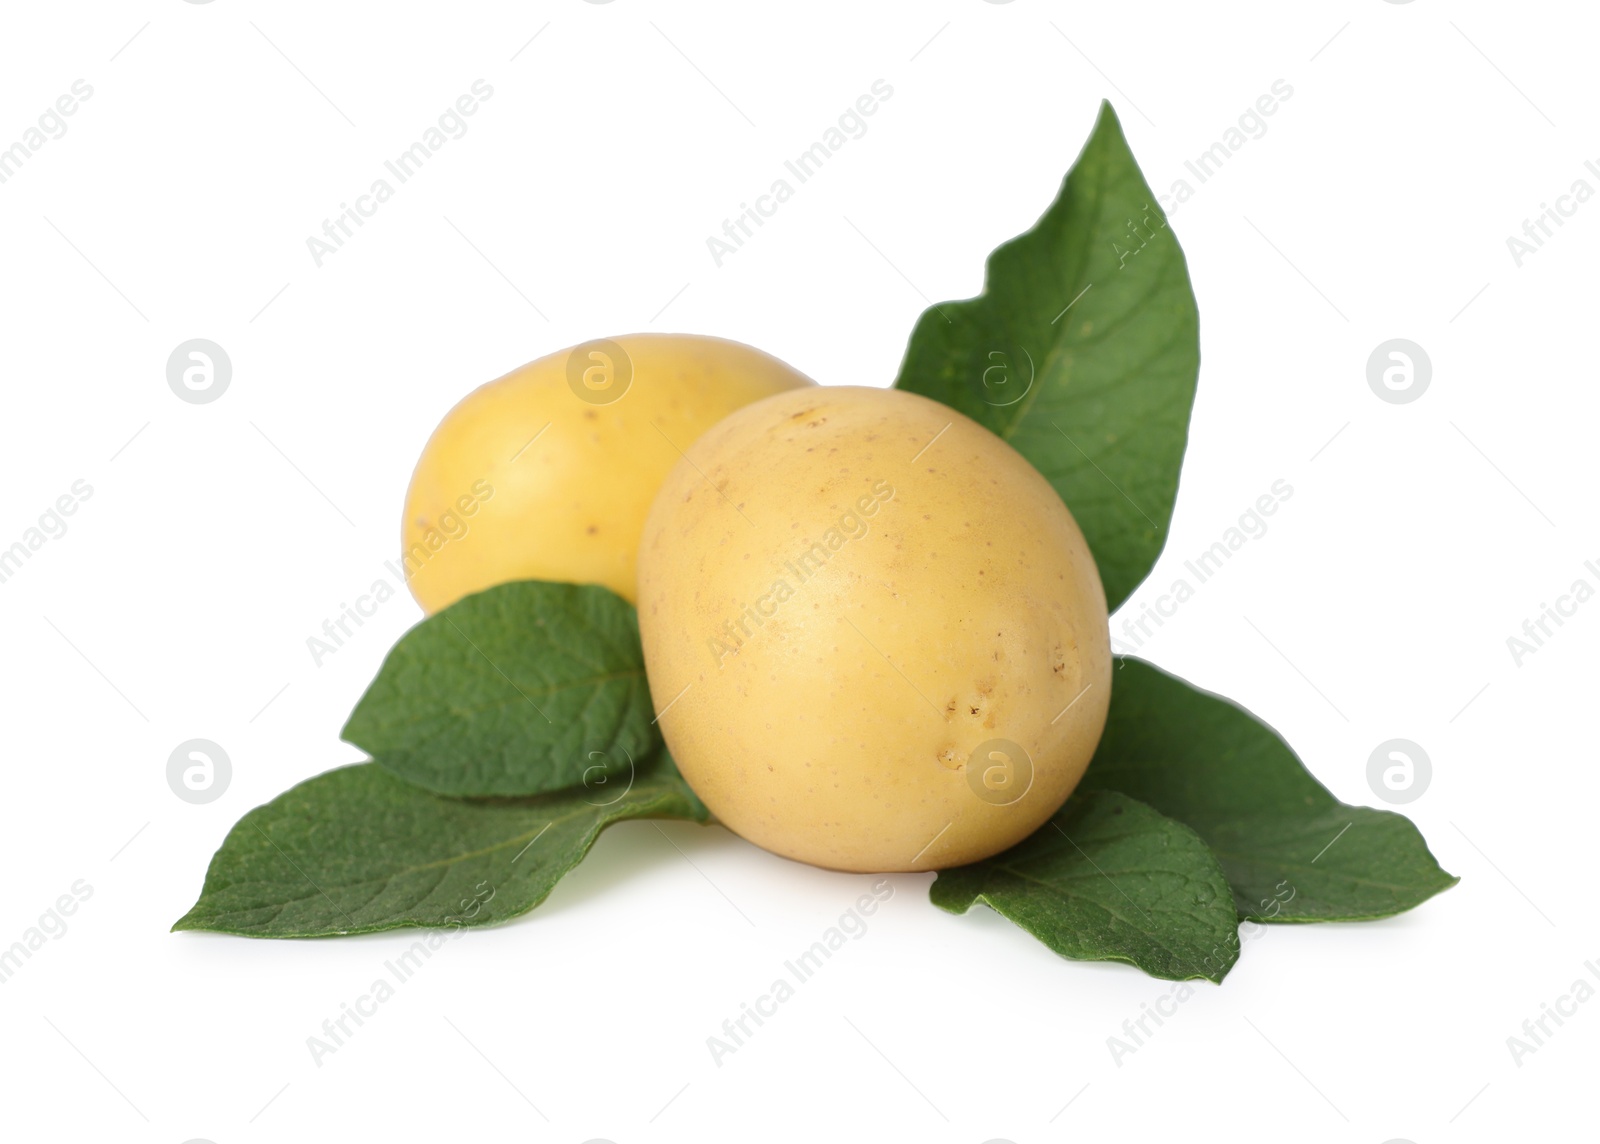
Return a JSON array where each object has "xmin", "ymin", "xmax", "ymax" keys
[
  {"xmin": 931, "ymin": 790, "xmax": 1239, "ymax": 982},
  {"xmin": 172, "ymin": 751, "xmax": 708, "ymax": 938},
  {"xmin": 1080, "ymin": 658, "xmax": 1459, "ymax": 922},
  {"xmin": 343, "ymin": 580, "xmax": 658, "ymax": 797},
  {"xmin": 893, "ymin": 101, "xmax": 1199, "ymax": 612}
]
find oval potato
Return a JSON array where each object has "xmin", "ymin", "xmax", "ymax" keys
[
  {"xmin": 637, "ymin": 385, "xmax": 1112, "ymax": 872},
  {"xmin": 402, "ymin": 334, "xmax": 814, "ymax": 612}
]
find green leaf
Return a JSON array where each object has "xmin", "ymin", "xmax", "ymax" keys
[
  {"xmin": 931, "ymin": 790, "xmax": 1240, "ymax": 982},
  {"xmin": 892, "ymin": 101, "xmax": 1199, "ymax": 611},
  {"xmin": 1079, "ymin": 658, "xmax": 1459, "ymax": 922},
  {"xmin": 343, "ymin": 580, "xmax": 659, "ymax": 797},
  {"xmin": 172, "ymin": 751, "xmax": 709, "ymax": 938}
]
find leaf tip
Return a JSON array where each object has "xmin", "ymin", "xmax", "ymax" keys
[{"xmin": 1091, "ymin": 98, "xmax": 1126, "ymax": 140}]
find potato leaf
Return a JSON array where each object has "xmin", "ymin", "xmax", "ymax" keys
[
  {"xmin": 892, "ymin": 101, "xmax": 1199, "ymax": 611},
  {"xmin": 343, "ymin": 580, "xmax": 659, "ymax": 797},
  {"xmin": 172, "ymin": 751, "xmax": 708, "ymax": 938},
  {"xmin": 1079, "ymin": 658, "xmax": 1459, "ymax": 922},
  {"xmin": 931, "ymin": 790, "xmax": 1240, "ymax": 982}
]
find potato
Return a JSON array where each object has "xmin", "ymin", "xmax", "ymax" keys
[
  {"xmin": 402, "ymin": 334, "xmax": 814, "ymax": 613},
  {"xmin": 636, "ymin": 385, "xmax": 1111, "ymax": 872}
]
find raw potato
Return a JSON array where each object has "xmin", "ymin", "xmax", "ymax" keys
[
  {"xmin": 636, "ymin": 385, "xmax": 1112, "ymax": 872},
  {"xmin": 402, "ymin": 334, "xmax": 814, "ymax": 613}
]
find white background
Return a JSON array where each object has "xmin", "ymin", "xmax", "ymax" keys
[{"xmin": 1, "ymin": 1, "xmax": 1594, "ymax": 1141}]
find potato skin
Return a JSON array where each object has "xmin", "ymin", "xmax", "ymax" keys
[
  {"xmin": 636, "ymin": 385, "xmax": 1111, "ymax": 872},
  {"xmin": 402, "ymin": 334, "xmax": 813, "ymax": 613}
]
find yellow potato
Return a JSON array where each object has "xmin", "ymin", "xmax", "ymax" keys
[
  {"xmin": 636, "ymin": 385, "xmax": 1112, "ymax": 872},
  {"xmin": 402, "ymin": 334, "xmax": 814, "ymax": 612}
]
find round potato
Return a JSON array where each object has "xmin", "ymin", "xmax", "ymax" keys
[
  {"xmin": 636, "ymin": 385, "xmax": 1112, "ymax": 872},
  {"xmin": 402, "ymin": 334, "xmax": 814, "ymax": 613}
]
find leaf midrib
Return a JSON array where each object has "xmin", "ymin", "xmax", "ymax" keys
[
  {"xmin": 359, "ymin": 668, "xmax": 647, "ymax": 732},
  {"xmin": 226, "ymin": 785, "xmax": 675, "ymax": 905},
  {"xmin": 997, "ymin": 139, "xmax": 1111, "ymax": 444}
]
